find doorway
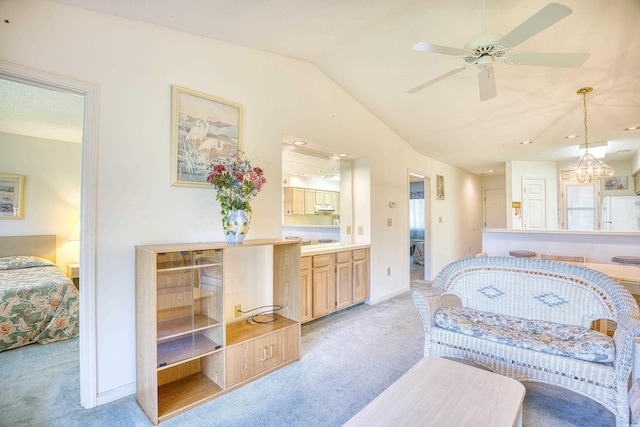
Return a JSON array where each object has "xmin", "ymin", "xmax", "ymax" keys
[
  {"xmin": 0, "ymin": 60, "xmax": 99, "ymax": 408},
  {"xmin": 409, "ymin": 172, "xmax": 432, "ymax": 281},
  {"xmin": 483, "ymin": 187, "xmax": 506, "ymax": 228},
  {"xmin": 523, "ymin": 178, "xmax": 546, "ymax": 230}
]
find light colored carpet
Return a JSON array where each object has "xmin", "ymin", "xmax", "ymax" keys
[{"xmin": 0, "ymin": 280, "xmax": 615, "ymax": 426}]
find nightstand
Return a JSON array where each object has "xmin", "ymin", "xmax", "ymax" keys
[{"xmin": 67, "ymin": 263, "xmax": 80, "ymax": 288}]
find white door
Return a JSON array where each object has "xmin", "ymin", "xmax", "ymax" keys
[
  {"xmin": 523, "ymin": 179, "xmax": 546, "ymax": 230},
  {"xmin": 483, "ymin": 188, "xmax": 506, "ymax": 228}
]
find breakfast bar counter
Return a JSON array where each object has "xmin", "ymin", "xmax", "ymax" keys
[{"xmin": 300, "ymin": 242, "xmax": 370, "ymax": 256}]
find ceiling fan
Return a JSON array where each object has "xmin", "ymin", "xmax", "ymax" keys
[{"xmin": 407, "ymin": 2, "xmax": 589, "ymax": 101}]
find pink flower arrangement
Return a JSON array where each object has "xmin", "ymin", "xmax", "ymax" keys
[{"xmin": 206, "ymin": 151, "xmax": 266, "ymax": 215}]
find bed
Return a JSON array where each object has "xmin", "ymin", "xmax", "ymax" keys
[{"xmin": 0, "ymin": 235, "xmax": 79, "ymax": 352}]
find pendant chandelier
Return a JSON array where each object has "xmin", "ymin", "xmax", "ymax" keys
[{"xmin": 561, "ymin": 87, "xmax": 614, "ymax": 183}]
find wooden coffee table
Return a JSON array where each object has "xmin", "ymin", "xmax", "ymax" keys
[{"xmin": 344, "ymin": 356, "xmax": 525, "ymax": 427}]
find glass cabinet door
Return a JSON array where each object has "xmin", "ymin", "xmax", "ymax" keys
[{"xmin": 155, "ymin": 249, "xmax": 223, "ymax": 368}]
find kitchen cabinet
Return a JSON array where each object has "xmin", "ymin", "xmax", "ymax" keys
[
  {"xmin": 304, "ymin": 189, "xmax": 316, "ymax": 215},
  {"xmin": 352, "ymin": 249, "xmax": 369, "ymax": 303},
  {"xmin": 284, "ymin": 187, "xmax": 304, "ymax": 215},
  {"xmin": 312, "ymin": 254, "xmax": 335, "ymax": 318},
  {"xmin": 335, "ymin": 251, "xmax": 353, "ymax": 309},
  {"xmin": 300, "ymin": 256, "xmax": 312, "ymax": 323},
  {"xmin": 301, "ymin": 247, "xmax": 369, "ymax": 323},
  {"xmin": 283, "ymin": 187, "xmax": 339, "ymax": 216},
  {"xmin": 315, "ymin": 191, "xmax": 333, "ymax": 205}
]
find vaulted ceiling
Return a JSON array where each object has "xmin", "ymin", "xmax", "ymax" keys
[{"xmin": 41, "ymin": 1, "xmax": 640, "ymax": 174}]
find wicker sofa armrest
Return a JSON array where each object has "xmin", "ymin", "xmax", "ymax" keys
[
  {"xmin": 412, "ymin": 290, "xmax": 441, "ymax": 330},
  {"xmin": 613, "ymin": 317, "xmax": 640, "ymax": 380},
  {"xmin": 412, "ymin": 290, "xmax": 462, "ymax": 329}
]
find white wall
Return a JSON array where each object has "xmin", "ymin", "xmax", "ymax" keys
[
  {"xmin": 1, "ymin": 0, "xmax": 481, "ymax": 403},
  {"xmin": 0, "ymin": 132, "xmax": 81, "ymax": 269}
]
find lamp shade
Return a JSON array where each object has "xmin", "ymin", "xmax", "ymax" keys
[{"xmin": 68, "ymin": 221, "xmax": 80, "ymax": 241}]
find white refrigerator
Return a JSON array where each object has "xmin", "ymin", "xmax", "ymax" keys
[{"xmin": 602, "ymin": 196, "xmax": 640, "ymax": 231}]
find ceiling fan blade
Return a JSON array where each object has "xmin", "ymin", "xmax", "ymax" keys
[
  {"xmin": 507, "ymin": 52, "xmax": 590, "ymax": 67},
  {"xmin": 407, "ymin": 66, "xmax": 468, "ymax": 94},
  {"xmin": 411, "ymin": 42, "xmax": 471, "ymax": 57},
  {"xmin": 499, "ymin": 3, "xmax": 572, "ymax": 49},
  {"xmin": 478, "ymin": 68, "xmax": 497, "ymax": 101}
]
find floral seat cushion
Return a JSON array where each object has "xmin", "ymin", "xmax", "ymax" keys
[{"xmin": 433, "ymin": 306, "xmax": 615, "ymax": 363}]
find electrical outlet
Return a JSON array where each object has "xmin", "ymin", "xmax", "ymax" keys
[
  {"xmin": 234, "ymin": 304, "xmax": 242, "ymax": 318},
  {"xmin": 346, "ymin": 225, "xmax": 352, "ymax": 235},
  {"xmin": 387, "ymin": 218, "xmax": 392, "ymax": 226},
  {"xmin": 358, "ymin": 225, "xmax": 364, "ymax": 235},
  {"xmin": 387, "ymin": 267, "xmax": 391, "ymax": 276}
]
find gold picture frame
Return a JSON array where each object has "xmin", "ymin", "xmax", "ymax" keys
[
  {"xmin": 170, "ymin": 86, "xmax": 242, "ymax": 187},
  {"xmin": 0, "ymin": 174, "xmax": 25, "ymax": 219},
  {"xmin": 436, "ymin": 175, "xmax": 445, "ymax": 200}
]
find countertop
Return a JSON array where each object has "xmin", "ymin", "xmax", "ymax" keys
[
  {"xmin": 300, "ymin": 242, "xmax": 370, "ymax": 256},
  {"xmin": 483, "ymin": 228, "xmax": 640, "ymax": 236}
]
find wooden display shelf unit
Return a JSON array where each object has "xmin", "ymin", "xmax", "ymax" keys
[{"xmin": 136, "ymin": 239, "xmax": 300, "ymax": 424}]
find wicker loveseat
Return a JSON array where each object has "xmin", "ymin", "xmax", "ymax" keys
[{"xmin": 412, "ymin": 256, "xmax": 640, "ymax": 427}]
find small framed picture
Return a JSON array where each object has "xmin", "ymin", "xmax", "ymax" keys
[
  {"xmin": 436, "ymin": 175, "xmax": 445, "ymax": 200},
  {"xmin": 170, "ymin": 86, "xmax": 242, "ymax": 187},
  {"xmin": 0, "ymin": 174, "xmax": 25, "ymax": 219},
  {"xmin": 604, "ymin": 176, "xmax": 628, "ymax": 190}
]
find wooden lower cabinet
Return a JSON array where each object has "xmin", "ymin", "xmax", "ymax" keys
[
  {"xmin": 300, "ymin": 257, "xmax": 312, "ymax": 323},
  {"xmin": 353, "ymin": 249, "xmax": 369, "ymax": 303},
  {"xmin": 312, "ymin": 254, "xmax": 335, "ymax": 318},
  {"xmin": 226, "ymin": 324, "xmax": 299, "ymax": 388},
  {"xmin": 301, "ymin": 247, "xmax": 369, "ymax": 323},
  {"xmin": 335, "ymin": 251, "xmax": 353, "ymax": 310}
]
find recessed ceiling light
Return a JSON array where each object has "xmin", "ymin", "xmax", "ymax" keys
[
  {"xmin": 337, "ymin": 153, "xmax": 349, "ymax": 157},
  {"xmin": 488, "ymin": 169, "xmax": 495, "ymax": 173},
  {"xmin": 625, "ymin": 126, "xmax": 640, "ymax": 131},
  {"xmin": 292, "ymin": 140, "xmax": 307, "ymax": 146},
  {"xmin": 520, "ymin": 140, "xmax": 532, "ymax": 145},
  {"xmin": 565, "ymin": 134, "xmax": 579, "ymax": 139}
]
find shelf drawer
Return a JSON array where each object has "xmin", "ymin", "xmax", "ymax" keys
[
  {"xmin": 301, "ymin": 256, "xmax": 311, "ymax": 270},
  {"xmin": 312, "ymin": 254, "xmax": 333, "ymax": 268},
  {"xmin": 336, "ymin": 251, "xmax": 352, "ymax": 264},
  {"xmin": 353, "ymin": 249, "xmax": 368, "ymax": 261}
]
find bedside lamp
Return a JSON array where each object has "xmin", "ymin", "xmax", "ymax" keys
[{"xmin": 69, "ymin": 221, "xmax": 80, "ymax": 241}]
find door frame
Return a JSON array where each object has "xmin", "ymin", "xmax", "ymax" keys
[
  {"xmin": 0, "ymin": 61, "xmax": 99, "ymax": 408},
  {"xmin": 408, "ymin": 170, "xmax": 432, "ymax": 280}
]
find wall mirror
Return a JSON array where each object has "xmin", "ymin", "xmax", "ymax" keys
[{"xmin": 281, "ymin": 140, "xmax": 353, "ymax": 244}]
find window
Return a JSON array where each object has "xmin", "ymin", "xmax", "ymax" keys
[{"xmin": 564, "ymin": 183, "xmax": 598, "ymax": 230}]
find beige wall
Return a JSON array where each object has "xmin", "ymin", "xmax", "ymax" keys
[
  {"xmin": 0, "ymin": 132, "xmax": 81, "ymax": 269},
  {"xmin": 1, "ymin": 0, "xmax": 482, "ymax": 403}
]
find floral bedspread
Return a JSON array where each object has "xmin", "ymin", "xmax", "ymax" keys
[{"xmin": 0, "ymin": 256, "xmax": 79, "ymax": 352}]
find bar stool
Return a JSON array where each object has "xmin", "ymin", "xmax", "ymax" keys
[
  {"xmin": 611, "ymin": 256, "xmax": 640, "ymax": 266},
  {"xmin": 509, "ymin": 250, "xmax": 536, "ymax": 258}
]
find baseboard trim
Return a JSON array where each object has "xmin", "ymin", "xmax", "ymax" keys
[
  {"xmin": 368, "ymin": 288, "xmax": 409, "ymax": 305},
  {"xmin": 96, "ymin": 382, "xmax": 136, "ymax": 406}
]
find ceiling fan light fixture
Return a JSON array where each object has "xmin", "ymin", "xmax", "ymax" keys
[{"xmin": 561, "ymin": 87, "xmax": 614, "ymax": 183}]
